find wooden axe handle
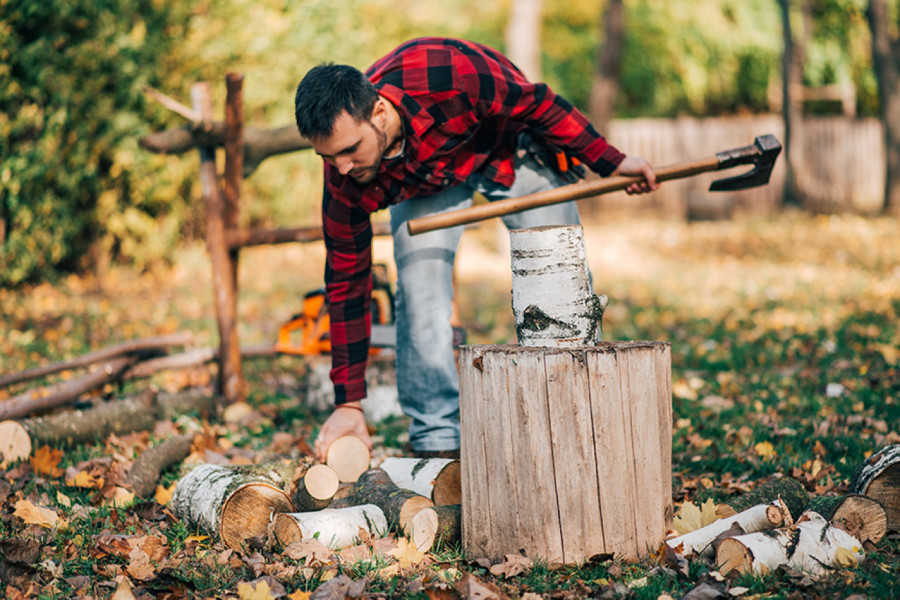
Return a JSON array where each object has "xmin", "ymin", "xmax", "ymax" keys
[{"xmin": 407, "ymin": 155, "xmax": 720, "ymax": 235}]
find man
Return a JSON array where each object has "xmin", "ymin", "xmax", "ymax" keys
[{"xmin": 294, "ymin": 37, "xmax": 658, "ymax": 462}]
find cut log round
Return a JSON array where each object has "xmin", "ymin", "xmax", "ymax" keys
[
  {"xmin": 411, "ymin": 504, "xmax": 462, "ymax": 552},
  {"xmin": 717, "ymin": 476, "xmax": 809, "ymax": 521},
  {"xmin": 348, "ymin": 468, "xmax": 433, "ymax": 535},
  {"xmin": 716, "ymin": 511, "xmax": 865, "ymax": 576},
  {"xmin": 326, "ymin": 435, "xmax": 371, "ymax": 483},
  {"xmin": 292, "ymin": 464, "xmax": 340, "ymax": 512},
  {"xmin": 666, "ymin": 499, "xmax": 792, "ymax": 559},
  {"xmin": 0, "ymin": 421, "xmax": 31, "ymax": 467},
  {"xmin": 509, "ymin": 225, "xmax": 606, "ymax": 346},
  {"xmin": 379, "ymin": 457, "xmax": 461, "ymax": 505},
  {"xmin": 171, "ymin": 463, "xmax": 294, "ymax": 550},
  {"xmin": 272, "ymin": 504, "xmax": 387, "ymax": 550},
  {"xmin": 850, "ymin": 444, "xmax": 900, "ymax": 532},
  {"xmin": 806, "ymin": 494, "xmax": 887, "ymax": 545}
]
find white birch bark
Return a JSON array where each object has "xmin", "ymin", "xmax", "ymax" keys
[
  {"xmin": 273, "ymin": 504, "xmax": 388, "ymax": 550},
  {"xmin": 379, "ymin": 457, "xmax": 458, "ymax": 503},
  {"xmin": 510, "ymin": 225, "xmax": 606, "ymax": 347},
  {"xmin": 666, "ymin": 499, "xmax": 792, "ymax": 558}
]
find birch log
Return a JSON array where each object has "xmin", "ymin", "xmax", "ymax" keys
[
  {"xmin": 850, "ymin": 444, "xmax": 900, "ymax": 531},
  {"xmin": 271, "ymin": 504, "xmax": 387, "ymax": 550},
  {"xmin": 170, "ymin": 463, "xmax": 294, "ymax": 549},
  {"xmin": 717, "ymin": 476, "xmax": 809, "ymax": 521},
  {"xmin": 806, "ymin": 494, "xmax": 887, "ymax": 545},
  {"xmin": 666, "ymin": 499, "xmax": 792, "ymax": 558},
  {"xmin": 411, "ymin": 504, "xmax": 462, "ymax": 552},
  {"xmin": 509, "ymin": 225, "xmax": 607, "ymax": 346},
  {"xmin": 326, "ymin": 435, "xmax": 371, "ymax": 483},
  {"xmin": 348, "ymin": 468, "xmax": 434, "ymax": 535},
  {"xmin": 292, "ymin": 464, "xmax": 340, "ymax": 511},
  {"xmin": 716, "ymin": 511, "xmax": 865, "ymax": 576},
  {"xmin": 379, "ymin": 457, "xmax": 461, "ymax": 505}
]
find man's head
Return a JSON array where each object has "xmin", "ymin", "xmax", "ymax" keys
[{"xmin": 294, "ymin": 63, "xmax": 390, "ymax": 183}]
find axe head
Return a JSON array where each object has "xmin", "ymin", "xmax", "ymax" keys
[{"xmin": 709, "ymin": 134, "xmax": 782, "ymax": 192}]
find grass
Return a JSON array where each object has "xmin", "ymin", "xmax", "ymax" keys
[{"xmin": 1, "ymin": 210, "xmax": 899, "ymax": 598}]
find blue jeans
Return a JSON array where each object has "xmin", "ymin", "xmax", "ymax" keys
[{"xmin": 389, "ymin": 151, "xmax": 583, "ymax": 451}]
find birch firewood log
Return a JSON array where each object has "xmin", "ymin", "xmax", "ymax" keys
[
  {"xmin": 716, "ymin": 511, "xmax": 865, "ymax": 576},
  {"xmin": 379, "ymin": 457, "xmax": 461, "ymax": 505},
  {"xmin": 850, "ymin": 444, "xmax": 900, "ymax": 531},
  {"xmin": 171, "ymin": 463, "xmax": 295, "ymax": 549},
  {"xmin": 326, "ymin": 435, "xmax": 371, "ymax": 483},
  {"xmin": 348, "ymin": 468, "xmax": 433, "ymax": 535},
  {"xmin": 806, "ymin": 494, "xmax": 887, "ymax": 546},
  {"xmin": 716, "ymin": 476, "xmax": 809, "ymax": 521},
  {"xmin": 509, "ymin": 225, "xmax": 607, "ymax": 347},
  {"xmin": 411, "ymin": 504, "xmax": 461, "ymax": 552},
  {"xmin": 271, "ymin": 504, "xmax": 387, "ymax": 550},
  {"xmin": 292, "ymin": 464, "xmax": 341, "ymax": 511},
  {"xmin": 666, "ymin": 499, "xmax": 792, "ymax": 558}
]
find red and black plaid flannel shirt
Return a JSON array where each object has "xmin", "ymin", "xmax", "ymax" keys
[{"xmin": 322, "ymin": 37, "xmax": 626, "ymax": 404}]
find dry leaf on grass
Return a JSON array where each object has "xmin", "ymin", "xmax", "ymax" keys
[
  {"xmin": 673, "ymin": 498, "xmax": 719, "ymax": 535},
  {"xmin": 489, "ymin": 554, "xmax": 534, "ymax": 579},
  {"xmin": 13, "ymin": 499, "xmax": 65, "ymax": 529},
  {"xmin": 126, "ymin": 546, "xmax": 156, "ymax": 581},
  {"xmin": 31, "ymin": 446, "xmax": 64, "ymax": 478},
  {"xmin": 282, "ymin": 539, "xmax": 335, "ymax": 566},
  {"xmin": 388, "ymin": 537, "xmax": 428, "ymax": 569},
  {"xmin": 155, "ymin": 482, "xmax": 175, "ymax": 505},
  {"xmin": 454, "ymin": 573, "xmax": 508, "ymax": 600}
]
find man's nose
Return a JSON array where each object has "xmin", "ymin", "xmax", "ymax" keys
[{"xmin": 335, "ymin": 156, "xmax": 354, "ymax": 175}]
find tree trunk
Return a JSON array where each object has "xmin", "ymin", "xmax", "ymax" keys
[
  {"xmin": 378, "ymin": 457, "xmax": 461, "ymax": 505},
  {"xmin": 716, "ymin": 511, "xmax": 865, "ymax": 576},
  {"xmin": 271, "ymin": 505, "xmax": 387, "ymax": 550},
  {"xmin": 505, "ymin": 0, "xmax": 543, "ymax": 81},
  {"xmin": 666, "ymin": 499, "xmax": 792, "ymax": 559},
  {"xmin": 171, "ymin": 462, "xmax": 296, "ymax": 550},
  {"xmin": 589, "ymin": 0, "xmax": 624, "ymax": 134},
  {"xmin": 124, "ymin": 433, "xmax": 195, "ymax": 498},
  {"xmin": 717, "ymin": 476, "xmax": 809, "ymax": 521},
  {"xmin": 325, "ymin": 435, "xmax": 372, "ymax": 483},
  {"xmin": 867, "ymin": 0, "xmax": 900, "ymax": 215},
  {"xmin": 347, "ymin": 468, "xmax": 434, "ymax": 535},
  {"xmin": 850, "ymin": 443, "xmax": 900, "ymax": 531},
  {"xmin": 411, "ymin": 504, "xmax": 461, "ymax": 552}
]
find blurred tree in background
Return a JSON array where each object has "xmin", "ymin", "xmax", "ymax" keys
[{"xmin": 0, "ymin": 0, "xmax": 883, "ymax": 285}]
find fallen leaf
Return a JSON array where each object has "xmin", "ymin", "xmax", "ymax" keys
[
  {"xmin": 288, "ymin": 592, "xmax": 311, "ymax": 600},
  {"xmin": 388, "ymin": 537, "xmax": 427, "ymax": 569},
  {"xmin": 454, "ymin": 573, "xmax": 507, "ymax": 600},
  {"xmin": 754, "ymin": 441, "xmax": 776, "ymax": 460},
  {"xmin": 834, "ymin": 546, "xmax": 859, "ymax": 568},
  {"xmin": 68, "ymin": 470, "xmax": 105, "ymax": 489},
  {"xmin": 126, "ymin": 546, "xmax": 156, "ymax": 581},
  {"xmin": 238, "ymin": 580, "xmax": 275, "ymax": 600},
  {"xmin": 110, "ymin": 576, "xmax": 136, "ymax": 600},
  {"xmin": 282, "ymin": 539, "xmax": 334, "ymax": 566},
  {"xmin": 110, "ymin": 486, "xmax": 135, "ymax": 508},
  {"xmin": 489, "ymin": 554, "xmax": 533, "ymax": 579},
  {"xmin": 673, "ymin": 498, "xmax": 719, "ymax": 535},
  {"xmin": 56, "ymin": 491, "xmax": 71, "ymax": 507},
  {"xmin": 13, "ymin": 499, "xmax": 65, "ymax": 529},
  {"xmin": 155, "ymin": 483, "xmax": 175, "ymax": 506},
  {"xmin": 31, "ymin": 446, "xmax": 64, "ymax": 478}
]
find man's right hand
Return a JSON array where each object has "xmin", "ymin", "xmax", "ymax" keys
[{"xmin": 314, "ymin": 403, "xmax": 372, "ymax": 462}]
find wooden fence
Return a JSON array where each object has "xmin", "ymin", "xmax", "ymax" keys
[{"xmin": 587, "ymin": 115, "xmax": 884, "ymax": 217}]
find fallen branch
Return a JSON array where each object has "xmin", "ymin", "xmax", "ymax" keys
[
  {"xmin": 0, "ymin": 333, "xmax": 192, "ymax": 389},
  {"xmin": 122, "ymin": 344, "xmax": 275, "ymax": 381},
  {"xmin": 0, "ymin": 356, "xmax": 138, "ymax": 420},
  {"xmin": 124, "ymin": 433, "xmax": 195, "ymax": 498},
  {"xmin": 666, "ymin": 499, "xmax": 792, "ymax": 559}
]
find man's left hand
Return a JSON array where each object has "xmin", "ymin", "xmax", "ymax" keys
[{"xmin": 612, "ymin": 156, "xmax": 659, "ymax": 195}]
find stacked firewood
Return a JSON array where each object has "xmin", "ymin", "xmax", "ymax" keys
[{"xmin": 664, "ymin": 446, "xmax": 900, "ymax": 576}]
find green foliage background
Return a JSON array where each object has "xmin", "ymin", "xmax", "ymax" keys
[{"xmin": 0, "ymin": 0, "xmax": 879, "ymax": 285}]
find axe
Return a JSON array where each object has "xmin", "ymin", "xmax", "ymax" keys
[{"xmin": 407, "ymin": 134, "xmax": 782, "ymax": 235}]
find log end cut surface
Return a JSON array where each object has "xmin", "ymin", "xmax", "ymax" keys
[
  {"xmin": 221, "ymin": 483, "xmax": 293, "ymax": 550},
  {"xmin": 399, "ymin": 496, "xmax": 435, "ymax": 535},
  {"xmin": 326, "ymin": 436, "xmax": 371, "ymax": 483},
  {"xmin": 306, "ymin": 464, "xmax": 341, "ymax": 501},
  {"xmin": 716, "ymin": 537, "xmax": 752, "ymax": 576},
  {"xmin": 272, "ymin": 513, "xmax": 304, "ymax": 547},
  {"xmin": 412, "ymin": 507, "xmax": 439, "ymax": 552},
  {"xmin": 0, "ymin": 421, "xmax": 32, "ymax": 467},
  {"xmin": 865, "ymin": 470, "xmax": 900, "ymax": 532},
  {"xmin": 433, "ymin": 460, "xmax": 462, "ymax": 506}
]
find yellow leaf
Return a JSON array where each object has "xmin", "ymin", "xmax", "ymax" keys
[
  {"xmin": 13, "ymin": 499, "xmax": 66, "ymax": 529},
  {"xmin": 288, "ymin": 592, "xmax": 311, "ymax": 600},
  {"xmin": 110, "ymin": 486, "xmax": 135, "ymax": 508},
  {"xmin": 31, "ymin": 445, "xmax": 64, "ymax": 478},
  {"xmin": 56, "ymin": 491, "xmax": 71, "ymax": 507},
  {"xmin": 834, "ymin": 546, "xmax": 859, "ymax": 568},
  {"xmin": 238, "ymin": 580, "xmax": 275, "ymax": 600},
  {"xmin": 874, "ymin": 343, "xmax": 899, "ymax": 365},
  {"xmin": 185, "ymin": 535, "xmax": 209, "ymax": 544},
  {"xmin": 672, "ymin": 498, "xmax": 719, "ymax": 535},
  {"xmin": 155, "ymin": 483, "xmax": 175, "ymax": 506},
  {"xmin": 754, "ymin": 441, "xmax": 776, "ymax": 459},
  {"xmin": 69, "ymin": 470, "xmax": 105, "ymax": 489},
  {"xmin": 388, "ymin": 537, "xmax": 427, "ymax": 569}
]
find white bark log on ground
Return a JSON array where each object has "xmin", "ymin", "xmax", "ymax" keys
[
  {"xmin": 271, "ymin": 504, "xmax": 387, "ymax": 550},
  {"xmin": 326, "ymin": 435, "xmax": 371, "ymax": 483},
  {"xmin": 716, "ymin": 511, "xmax": 865, "ymax": 576},
  {"xmin": 171, "ymin": 463, "xmax": 294, "ymax": 550},
  {"xmin": 378, "ymin": 457, "xmax": 461, "ymax": 505},
  {"xmin": 666, "ymin": 499, "xmax": 793, "ymax": 558},
  {"xmin": 850, "ymin": 444, "xmax": 900, "ymax": 531},
  {"xmin": 411, "ymin": 504, "xmax": 462, "ymax": 552},
  {"xmin": 509, "ymin": 225, "xmax": 607, "ymax": 346}
]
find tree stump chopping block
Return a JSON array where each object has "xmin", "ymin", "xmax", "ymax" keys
[{"xmin": 459, "ymin": 342, "xmax": 673, "ymax": 563}]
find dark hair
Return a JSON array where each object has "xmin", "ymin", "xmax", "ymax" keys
[{"xmin": 294, "ymin": 63, "xmax": 379, "ymax": 139}]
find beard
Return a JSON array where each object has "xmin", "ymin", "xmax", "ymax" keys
[{"xmin": 349, "ymin": 121, "xmax": 390, "ymax": 184}]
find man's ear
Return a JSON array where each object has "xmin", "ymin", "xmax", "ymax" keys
[{"xmin": 371, "ymin": 97, "xmax": 388, "ymax": 127}]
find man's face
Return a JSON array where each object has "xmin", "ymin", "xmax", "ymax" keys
[{"xmin": 311, "ymin": 109, "xmax": 388, "ymax": 184}]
